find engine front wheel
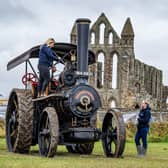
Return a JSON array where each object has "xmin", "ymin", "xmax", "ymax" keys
[
  {"xmin": 102, "ymin": 109, "xmax": 126, "ymax": 157},
  {"xmin": 38, "ymin": 107, "xmax": 59, "ymax": 157}
]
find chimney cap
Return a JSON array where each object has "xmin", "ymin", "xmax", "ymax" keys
[{"xmin": 76, "ymin": 18, "xmax": 91, "ymax": 24}]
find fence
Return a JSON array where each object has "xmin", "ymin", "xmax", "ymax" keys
[
  {"xmin": 97, "ymin": 109, "xmax": 168, "ymax": 122},
  {"xmin": 1, "ymin": 106, "xmax": 168, "ymax": 122}
]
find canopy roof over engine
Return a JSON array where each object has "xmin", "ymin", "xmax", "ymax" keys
[{"xmin": 7, "ymin": 43, "xmax": 96, "ymax": 71}]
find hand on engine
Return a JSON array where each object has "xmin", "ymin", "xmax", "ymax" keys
[
  {"xmin": 57, "ymin": 58, "xmax": 64, "ymax": 64},
  {"xmin": 52, "ymin": 66, "xmax": 57, "ymax": 72}
]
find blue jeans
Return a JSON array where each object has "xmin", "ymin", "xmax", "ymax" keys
[
  {"xmin": 135, "ymin": 127, "xmax": 149, "ymax": 149},
  {"xmin": 38, "ymin": 64, "xmax": 50, "ymax": 93}
]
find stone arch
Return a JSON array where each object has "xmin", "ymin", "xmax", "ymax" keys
[
  {"xmin": 111, "ymin": 50, "xmax": 120, "ymax": 58},
  {"xmin": 99, "ymin": 23, "xmax": 105, "ymax": 44},
  {"xmin": 71, "ymin": 13, "xmax": 121, "ymax": 46},
  {"xmin": 108, "ymin": 97, "xmax": 117, "ymax": 108},
  {"xmin": 135, "ymin": 103, "xmax": 140, "ymax": 109},
  {"xmin": 135, "ymin": 82, "xmax": 140, "ymax": 93},
  {"xmin": 97, "ymin": 51, "xmax": 105, "ymax": 88},
  {"xmin": 111, "ymin": 100, "xmax": 116, "ymax": 108},
  {"xmin": 111, "ymin": 53, "xmax": 118, "ymax": 89},
  {"xmin": 96, "ymin": 50, "xmax": 106, "ymax": 63},
  {"xmin": 90, "ymin": 13, "xmax": 120, "ymax": 45},
  {"xmin": 96, "ymin": 49, "xmax": 106, "ymax": 56}
]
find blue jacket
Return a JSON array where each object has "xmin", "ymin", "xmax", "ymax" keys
[
  {"xmin": 137, "ymin": 106, "xmax": 151, "ymax": 129},
  {"xmin": 38, "ymin": 44, "xmax": 58, "ymax": 67}
]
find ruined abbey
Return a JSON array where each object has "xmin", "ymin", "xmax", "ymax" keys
[{"xmin": 70, "ymin": 13, "xmax": 168, "ymax": 111}]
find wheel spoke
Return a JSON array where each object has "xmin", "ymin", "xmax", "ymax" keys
[
  {"xmin": 107, "ymin": 138, "xmax": 112, "ymax": 146},
  {"xmin": 45, "ymin": 117, "xmax": 49, "ymax": 129},
  {"xmin": 40, "ymin": 128, "xmax": 50, "ymax": 136},
  {"xmin": 106, "ymin": 137, "xmax": 112, "ymax": 153},
  {"xmin": 10, "ymin": 129, "xmax": 17, "ymax": 138},
  {"xmin": 112, "ymin": 129, "xmax": 117, "ymax": 138},
  {"xmin": 13, "ymin": 100, "xmax": 18, "ymax": 111}
]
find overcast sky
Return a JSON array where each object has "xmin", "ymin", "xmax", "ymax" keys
[{"xmin": 0, "ymin": 0, "xmax": 168, "ymax": 96}]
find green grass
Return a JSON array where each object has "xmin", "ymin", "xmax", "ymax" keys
[{"xmin": 0, "ymin": 138, "xmax": 168, "ymax": 168}]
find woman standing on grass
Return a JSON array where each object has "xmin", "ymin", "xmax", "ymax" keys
[{"xmin": 135, "ymin": 100, "xmax": 151, "ymax": 157}]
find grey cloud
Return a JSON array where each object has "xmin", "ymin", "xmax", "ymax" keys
[
  {"xmin": 0, "ymin": 0, "xmax": 168, "ymax": 96},
  {"xmin": 0, "ymin": 0, "xmax": 35, "ymax": 24}
]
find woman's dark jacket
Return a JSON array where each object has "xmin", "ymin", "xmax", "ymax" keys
[
  {"xmin": 38, "ymin": 44, "xmax": 59, "ymax": 67},
  {"xmin": 137, "ymin": 106, "xmax": 151, "ymax": 129}
]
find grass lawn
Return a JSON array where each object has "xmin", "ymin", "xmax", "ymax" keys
[{"xmin": 0, "ymin": 138, "xmax": 168, "ymax": 168}]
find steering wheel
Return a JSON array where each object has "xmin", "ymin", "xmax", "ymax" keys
[{"xmin": 22, "ymin": 73, "xmax": 37, "ymax": 85}]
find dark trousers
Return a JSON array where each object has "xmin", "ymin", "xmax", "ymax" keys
[
  {"xmin": 135, "ymin": 127, "xmax": 149, "ymax": 149},
  {"xmin": 38, "ymin": 64, "xmax": 50, "ymax": 94}
]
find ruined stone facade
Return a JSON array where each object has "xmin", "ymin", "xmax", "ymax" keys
[{"xmin": 70, "ymin": 13, "xmax": 168, "ymax": 111}]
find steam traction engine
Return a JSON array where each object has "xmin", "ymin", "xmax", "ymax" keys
[{"xmin": 5, "ymin": 19, "xmax": 126, "ymax": 157}]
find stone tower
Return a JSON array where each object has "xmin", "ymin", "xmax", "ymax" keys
[{"xmin": 70, "ymin": 13, "xmax": 167, "ymax": 111}]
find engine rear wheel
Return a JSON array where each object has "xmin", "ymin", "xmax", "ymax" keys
[
  {"xmin": 102, "ymin": 109, "xmax": 126, "ymax": 157},
  {"xmin": 38, "ymin": 107, "xmax": 59, "ymax": 157},
  {"xmin": 6, "ymin": 89, "xmax": 34, "ymax": 153}
]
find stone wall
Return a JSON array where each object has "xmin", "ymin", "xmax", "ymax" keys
[{"xmin": 70, "ymin": 13, "xmax": 168, "ymax": 111}]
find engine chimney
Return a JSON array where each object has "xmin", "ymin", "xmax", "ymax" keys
[{"xmin": 76, "ymin": 18, "xmax": 91, "ymax": 83}]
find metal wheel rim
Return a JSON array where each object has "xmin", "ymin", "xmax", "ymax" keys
[
  {"xmin": 103, "ymin": 114, "xmax": 118, "ymax": 157},
  {"xmin": 6, "ymin": 96, "xmax": 19, "ymax": 151}
]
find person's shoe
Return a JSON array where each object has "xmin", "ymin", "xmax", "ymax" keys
[
  {"xmin": 39, "ymin": 92, "xmax": 45, "ymax": 97},
  {"xmin": 37, "ymin": 93, "xmax": 41, "ymax": 97},
  {"xmin": 45, "ymin": 86, "xmax": 49, "ymax": 96},
  {"xmin": 40, "ymin": 93, "xmax": 48, "ymax": 97},
  {"xmin": 141, "ymin": 147, "xmax": 147, "ymax": 156},
  {"xmin": 43, "ymin": 93, "xmax": 48, "ymax": 97},
  {"xmin": 136, "ymin": 145, "xmax": 142, "ymax": 157}
]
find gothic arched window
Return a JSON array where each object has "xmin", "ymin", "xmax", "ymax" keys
[
  {"xmin": 90, "ymin": 32, "xmax": 95, "ymax": 44},
  {"xmin": 112, "ymin": 54, "xmax": 118, "ymax": 89},
  {"xmin": 108, "ymin": 32, "xmax": 113, "ymax": 44},
  {"xmin": 99, "ymin": 23, "xmax": 105, "ymax": 44},
  {"xmin": 135, "ymin": 83, "xmax": 140, "ymax": 93},
  {"xmin": 110, "ymin": 100, "xmax": 116, "ymax": 108},
  {"xmin": 97, "ymin": 52, "xmax": 105, "ymax": 88}
]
